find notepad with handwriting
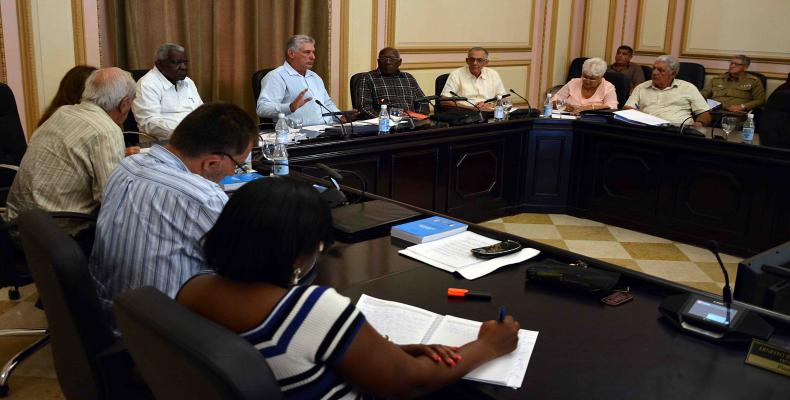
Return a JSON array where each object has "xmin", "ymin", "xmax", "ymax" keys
[{"xmin": 356, "ymin": 294, "xmax": 539, "ymax": 388}]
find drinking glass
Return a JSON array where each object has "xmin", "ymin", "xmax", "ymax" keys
[
  {"xmin": 555, "ymin": 98, "xmax": 567, "ymax": 114},
  {"xmin": 389, "ymin": 107, "xmax": 404, "ymax": 131},
  {"xmin": 259, "ymin": 135, "xmax": 275, "ymax": 161},
  {"xmin": 503, "ymin": 97, "xmax": 513, "ymax": 119},
  {"xmin": 287, "ymin": 117, "xmax": 303, "ymax": 134},
  {"xmin": 721, "ymin": 116, "xmax": 736, "ymax": 140}
]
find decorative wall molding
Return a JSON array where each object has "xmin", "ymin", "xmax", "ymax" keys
[
  {"xmin": 633, "ymin": 0, "xmax": 675, "ymax": 56},
  {"xmin": 1, "ymin": 12, "xmax": 6, "ymax": 83},
  {"xmin": 16, "ymin": 0, "xmax": 38, "ymax": 134},
  {"xmin": 71, "ymin": 0, "xmax": 86, "ymax": 65},
  {"xmin": 338, "ymin": 0, "xmax": 350, "ymax": 109}
]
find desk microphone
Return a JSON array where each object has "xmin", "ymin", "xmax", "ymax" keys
[
  {"xmin": 315, "ymin": 100, "xmax": 353, "ymax": 136},
  {"xmin": 707, "ymin": 240, "xmax": 733, "ymax": 306},
  {"xmin": 450, "ymin": 91, "xmax": 485, "ymax": 123},
  {"xmin": 678, "ymin": 116, "xmax": 694, "ymax": 136},
  {"xmin": 415, "ymin": 95, "xmax": 440, "ymax": 103},
  {"xmin": 314, "ymin": 162, "xmax": 343, "ymax": 182},
  {"xmin": 710, "ymin": 113, "xmax": 726, "ymax": 140},
  {"xmin": 483, "ymin": 93, "xmax": 510, "ymax": 103},
  {"xmin": 509, "ymin": 89, "xmax": 535, "ymax": 116}
]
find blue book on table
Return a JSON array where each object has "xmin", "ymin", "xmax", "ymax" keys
[
  {"xmin": 390, "ymin": 216, "xmax": 468, "ymax": 244},
  {"xmin": 220, "ymin": 172, "xmax": 265, "ymax": 191}
]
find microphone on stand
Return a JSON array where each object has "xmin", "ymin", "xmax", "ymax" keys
[
  {"xmin": 678, "ymin": 115, "xmax": 694, "ymax": 136},
  {"xmin": 315, "ymin": 100, "xmax": 354, "ymax": 136},
  {"xmin": 509, "ymin": 89, "xmax": 537, "ymax": 117},
  {"xmin": 707, "ymin": 240, "xmax": 733, "ymax": 307},
  {"xmin": 450, "ymin": 91, "xmax": 485, "ymax": 123},
  {"xmin": 483, "ymin": 93, "xmax": 511, "ymax": 103}
]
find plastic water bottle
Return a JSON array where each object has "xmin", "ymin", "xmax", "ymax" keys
[
  {"xmin": 272, "ymin": 113, "xmax": 289, "ymax": 176},
  {"xmin": 275, "ymin": 113, "xmax": 289, "ymax": 144},
  {"xmin": 741, "ymin": 113, "xmax": 755, "ymax": 144},
  {"xmin": 243, "ymin": 152, "xmax": 252, "ymax": 173},
  {"xmin": 378, "ymin": 104, "xmax": 390, "ymax": 135},
  {"xmin": 494, "ymin": 95, "xmax": 505, "ymax": 122},
  {"xmin": 543, "ymin": 93, "xmax": 553, "ymax": 118}
]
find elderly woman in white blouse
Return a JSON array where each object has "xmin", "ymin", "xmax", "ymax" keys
[{"xmin": 554, "ymin": 57, "xmax": 618, "ymax": 113}]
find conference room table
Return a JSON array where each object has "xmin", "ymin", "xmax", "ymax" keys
[{"xmin": 311, "ymin": 198, "xmax": 790, "ymax": 399}]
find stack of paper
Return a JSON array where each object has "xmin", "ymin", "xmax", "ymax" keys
[
  {"xmin": 613, "ymin": 109, "xmax": 670, "ymax": 126},
  {"xmin": 356, "ymin": 294, "xmax": 539, "ymax": 389},
  {"xmin": 399, "ymin": 231, "xmax": 540, "ymax": 279}
]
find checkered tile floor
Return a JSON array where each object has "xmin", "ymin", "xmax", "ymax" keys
[{"xmin": 482, "ymin": 213, "xmax": 742, "ymax": 294}]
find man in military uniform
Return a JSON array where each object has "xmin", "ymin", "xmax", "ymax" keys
[{"xmin": 701, "ymin": 55, "xmax": 765, "ymax": 113}]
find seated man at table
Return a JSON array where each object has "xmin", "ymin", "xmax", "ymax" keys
[
  {"xmin": 607, "ymin": 45, "xmax": 645, "ymax": 92},
  {"xmin": 132, "ymin": 43, "xmax": 203, "ymax": 141},
  {"xmin": 257, "ymin": 34, "xmax": 342, "ymax": 126},
  {"xmin": 5, "ymin": 67, "xmax": 135, "ymax": 235},
  {"xmin": 89, "ymin": 103, "xmax": 257, "ymax": 319},
  {"xmin": 441, "ymin": 47, "xmax": 507, "ymax": 111},
  {"xmin": 354, "ymin": 47, "xmax": 429, "ymax": 119},
  {"xmin": 700, "ymin": 54, "xmax": 765, "ymax": 113},
  {"xmin": 624, "ymin": 55, "xmax": 712, "ymax": 126}
]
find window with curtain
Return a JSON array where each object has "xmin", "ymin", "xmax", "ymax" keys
[{"xmin": 104, "ymin": 0, "xmax": 329, "ymax": 118}]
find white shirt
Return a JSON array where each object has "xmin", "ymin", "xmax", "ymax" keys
[
  {"xmin": 625, "ymin": 79, "xmax": 709, "ymax": 125},
  {"xmin": 132, "ymin": 66, "xmax": 203, "ymax": 140},
  {"xmin": 256, "ymin": 61, "xmax": 340, "ymax": 126},
  {"xmin": 441, "ymin": 66, "xmax": 507, "ymax": 105}
]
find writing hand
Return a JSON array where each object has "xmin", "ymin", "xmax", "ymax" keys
[
  {"xmin": 478, "ymin": 315, "xmax": 519, "ymax": 358},
  {"xmin": 289, "ymin": 88, "xmax": 313, "ymax": 112},
  {"xmin": 476, "ymin": 102, "xmax": 494, "ymax": 112}
]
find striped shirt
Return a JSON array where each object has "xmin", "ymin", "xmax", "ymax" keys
[
  {"xmin": 356, "ymin": 70, "xmax": 428, "ymax": 118},
  {"xmin": 5, "ymin": 102, "xmax": 124, "ymax": 234},
  {"xmin": 89, "ymin": 145, "xmax": 227, "ymax": 311},
  {"xmin": 242, "ymin": 285, "xmax": 368, "ymax": 399}
]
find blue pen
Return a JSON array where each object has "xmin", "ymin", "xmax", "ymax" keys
[{"xmin": 498, "ymin": 306, "xmax": 506, "ymax": 322}]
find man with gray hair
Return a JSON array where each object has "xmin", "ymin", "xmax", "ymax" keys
[
  {"xmin": 625, "ymin": 54, "xmax": 711, "ymax": 126},
  {"xmin": 700, "ymin": 54, "xmax": 765, "ymax": 113},
  {"xmin": 257, "ymin": 34, "xmax": 341, "ymax": 126},
  {"xmin": 133, "ymin": 43, "xmax": 203, "ymax": 140},
  {"xmin": 441, "ymin": 46, "xmax": 506, "ymax": 111},
  {"xmin": 5, "ymin": 67, "xmax": 135, "ymax": 234}
]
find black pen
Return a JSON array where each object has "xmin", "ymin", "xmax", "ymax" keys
[{"xmin": 498, "ymin": 306, "xmax": 506, "ymax": 322}]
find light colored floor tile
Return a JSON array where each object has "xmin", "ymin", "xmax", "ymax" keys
[
  {"xmin": 695, "ymin": 262, "xmax": 739, "ymax": 286},
  {"xmin": 480, "ymin": 222, "xmax": 506, "ymax": 232},
  {"xmin": 501, "ymin": 213, "xmax": 553, "ymax": 224},
  {"xmin": 0, "ymin": 302, "xmax": 47, "ymax": 330},
  {"xmin": 548, "ymin": 214, "xmax": 605, "ymax": 226},
  {"xmin": 564, "ymin": 240, "xmax": 631, "ymax": 259},
  {"xmin": 685, "ymin": 281, "xmax": 728, "ymax": 294},
  {"xmin": 675, "ymin": 243, "xmax": 742, "ymax": 263},
  {"xmin": 556, "ymin": 225, "xmax": 615, "ymax": 241},
  {"xmin": 482, "ymin": 218, "xmax": 503, "ymax": 224},
  {"xmin": 530, "ymin": 238, "xmax": 568, "ymax": 251},
  {"xmin": 503, "ymin": 223, "xmax": 562, "ymax": 240},
  {"xmin": 635, "ymin": 260, "xmax": 715, "ymax": 283},
  {"xmin": 599, "ymin": 258, "xmax": 640, "ymax": 271},
  {"xmin": 621, "ymin": 243, "xmax": 690, "ymax": 261},
  {"xmin": 606, "ymin": 226, "xmax": 671, "ymax": 243}
]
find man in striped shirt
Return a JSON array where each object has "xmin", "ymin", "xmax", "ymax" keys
[
  {"xmin": 89, "ymin": 103, "xmax": 257, "ymax": 324},
  {"xmin": 5, "ymin": 68, "xmax": 135, "ymax": 235},
  {"xmin": 355, "ymin": 47, "xmax": 429, "ymax": 118}
]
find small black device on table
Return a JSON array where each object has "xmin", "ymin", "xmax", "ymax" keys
[{"xmin": 471, "ymin": 240, "xmax": 521, "ymax": 259}]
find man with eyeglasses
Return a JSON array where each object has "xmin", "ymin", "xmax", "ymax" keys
[
  {"xmin": 700, "ymin": 55, "xmax": 765, "ymax": 113},
  {"xmin": 440, "ymin": 47, "xmax": 506, "ymax": 111},
  {"xmin": 132, "ymin": 43, "xmax": 203, "ymax": 141},
  {"xmin": 355, "ymin": 47, "xmax": 429, "ymax": 118},
  {"xmin": 89, "ymin": 103, "xmax": 257, "ymax": 327}
]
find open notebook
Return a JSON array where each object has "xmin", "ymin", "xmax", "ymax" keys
[{"xmin": 356, "ymin": 294, "xmax": 539, "ymax": 389}]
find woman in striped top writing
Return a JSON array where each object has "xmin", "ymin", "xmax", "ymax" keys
[{"xmin": 177, "ymin": 177, "xmax": 520, "ymax": 399}]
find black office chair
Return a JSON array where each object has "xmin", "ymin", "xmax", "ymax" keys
[
  {"xmin": 565, "ymin": 57, "xmax": 589, "ymax": 82},
  {"xmin": 18, "ymin": 209, "xmax": 151, "ymax": 400},
  {"xmin": 115, "ymin": 287, "xmax": 284, "ymax": 400},
  {"xmin": 349, "ymin": 72, "xmax": 366, "ymax": 111},
  {"xmin": 434, "ymin": 73, "xmax": 450, "ymax": 113},
  {"xmin": 0, "ymin": 83, "xmax": 27, "ymax": 204},
  {"xmin": 642, "ymin": 65, "xmax": 652, "ymax": 82},
  {"xmin": 252, "ymin": 68, "xmax": 275, "ymax": 127},
  {"xmin": 677, "ymin": 62, "xmax": 706, "ymax": 90},
  {"xmin": 122, "ymin": 69, "xmax": 150, "ymax": 147},
  {"xmin": 759, "ymin": 90, "xmax": 790, "ymax": 149},
  {"xmin": 603, "ymin": 71, "xmax": 629, "ymax": 110}
]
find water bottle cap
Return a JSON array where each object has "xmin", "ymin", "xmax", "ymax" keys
[
  {"xmin": 747, "ymin": 113, "xmax": 753, "ymax": 119},
  {"xmin": 278, "ymin": 113, "xmax": 285, "ymax": 118},
  {"xmin": 381, "ymin": 104, "xmax": 387, "ymax": 110},
  {"xmin": 497, "ymin": 95, "xmax": 502, "ymax": 100}
]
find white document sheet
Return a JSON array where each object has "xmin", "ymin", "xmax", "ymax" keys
[{"xmin": 613, "ymin": 109, "xmax": 671, "ymax": 126}]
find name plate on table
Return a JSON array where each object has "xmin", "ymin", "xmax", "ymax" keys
[{"xmin": 745, "ymin": 339, "xmax": 790, "ymax": 377}]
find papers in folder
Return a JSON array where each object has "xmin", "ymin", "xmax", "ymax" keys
[
  {"xmin": 399, "ymin": 231, "xmax": 540, "ymax": 279},
  {"xmin": 613, "ymin": 109, "xmax": 670, "ymax": 126},
  {"xmin": 357, "ymin": 294, "xmax": 539, "ymax": 389}
]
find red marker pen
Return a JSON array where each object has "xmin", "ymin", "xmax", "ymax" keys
[{"xmin": 447, "ymin": 288, "xmax": 492, "ymax": 301}]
